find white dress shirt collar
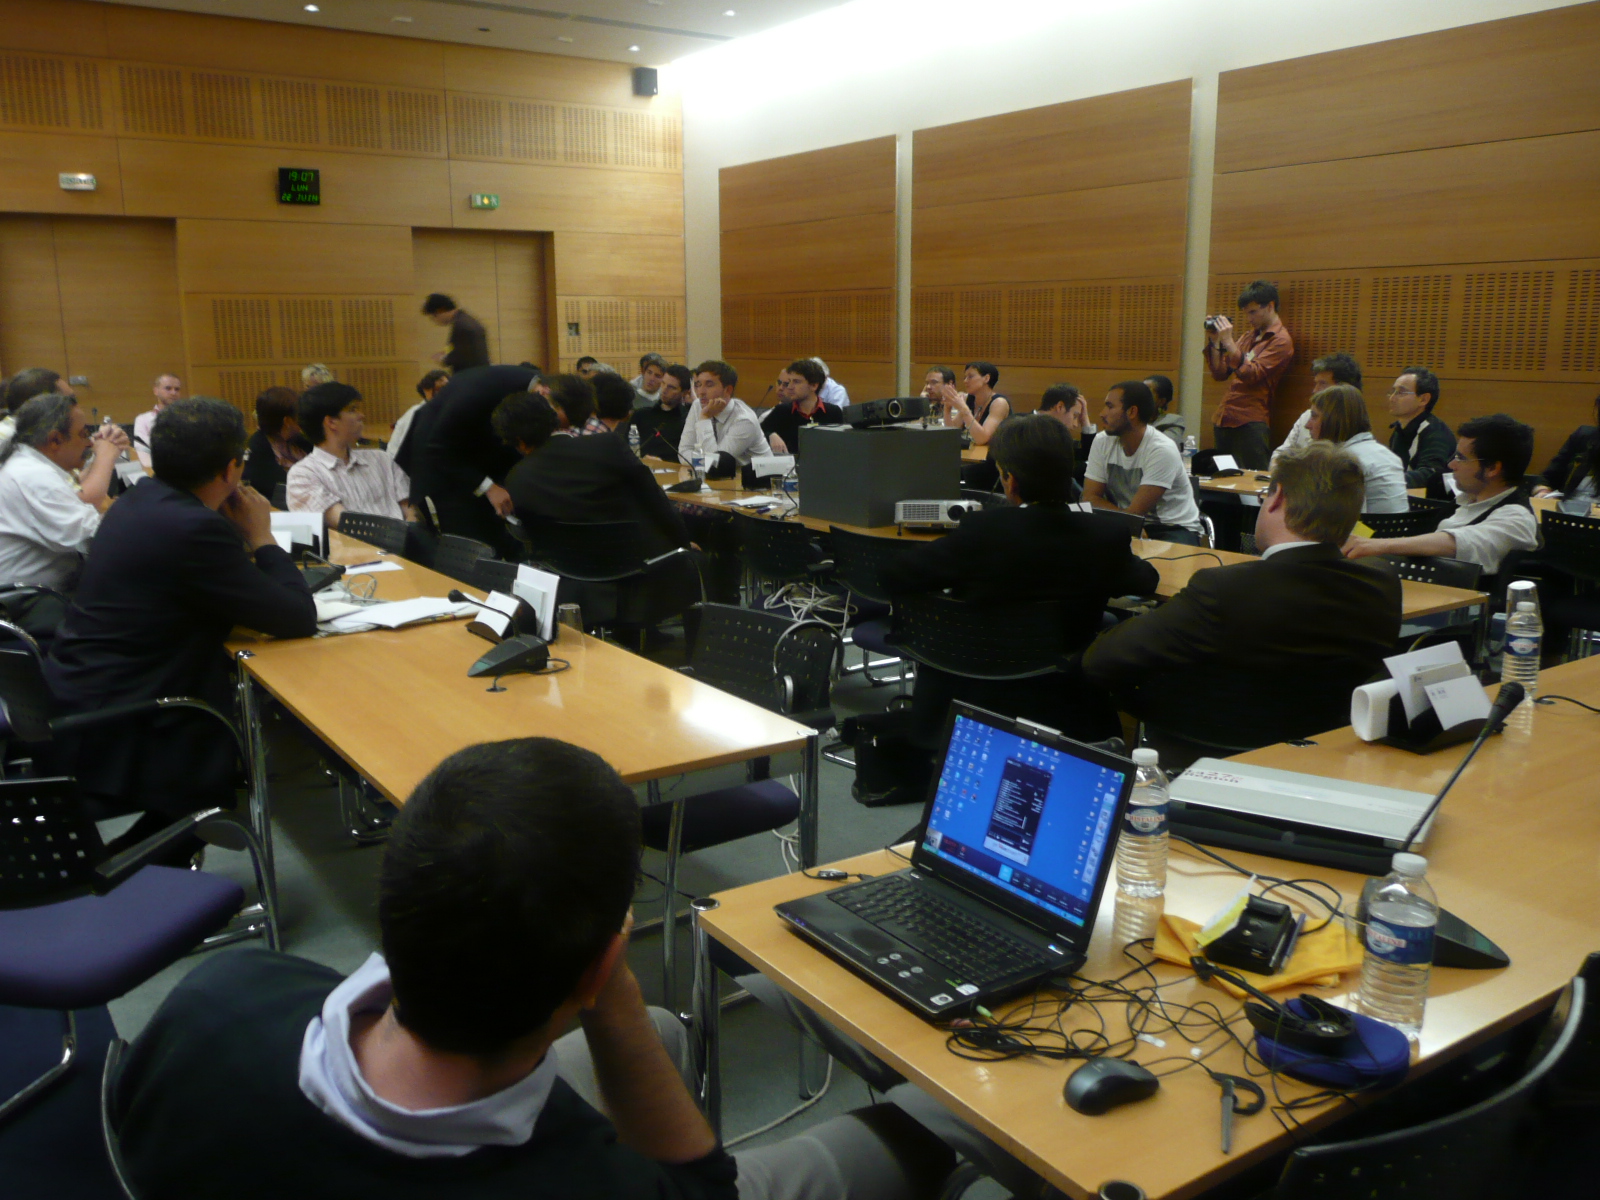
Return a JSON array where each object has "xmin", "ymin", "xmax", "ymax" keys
[{"xmin": 1260, "ymin": 539, "xmax": 1322, "ymax": 560}]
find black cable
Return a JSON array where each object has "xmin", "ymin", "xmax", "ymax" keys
[
  {"xmin": 1170, "ymin": 835, "xmax": 1346, "ymax": 932},
  {"xmin": 1537, "ymin": 694, "xmax": 1600, "ymax": 713},
  {"xmin": 801, "ymin": 868, "xmax": 874, "ymax": 883},
  {"xmin": 1146, "ymin": 551, "xmax": 1227, "ymax": 566}
]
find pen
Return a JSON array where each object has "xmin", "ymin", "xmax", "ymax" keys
[
  {"xmin": 1279, "ymin": 912, "xmax": 1307, "ymax": 970},
  {"xmin": 344, "ymin": 561, "xmax": 387, "ymax": 570}
]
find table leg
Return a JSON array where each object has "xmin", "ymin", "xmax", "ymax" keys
[
  {"xmin": 687, "ymin": 897, "xmax": 722, "ymax": 1136},
  {"xmin": 799, "ymin": 730, "xmax": 820, "ymax": 869},
  {"xmin": 656, "ymin": 780, "xmax": 687, "ymax": 1010},
  {"xmin": 232, "ymin": 652, "xmax": 278, "ymax": 922}
]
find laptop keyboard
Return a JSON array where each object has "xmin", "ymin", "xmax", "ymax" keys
[{"xmin": 830, "ymin": 875, "xmax": 1044, "ymax": 980}]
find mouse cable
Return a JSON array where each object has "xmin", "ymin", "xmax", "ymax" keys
[{"xmin": 1171, "ymin": 835, "xmax": 1345, "ymax": 932}]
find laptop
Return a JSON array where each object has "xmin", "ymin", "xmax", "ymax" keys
[{"xmin": 776, "ymin": 703, "xmax": 1134, "ymax": 1019}]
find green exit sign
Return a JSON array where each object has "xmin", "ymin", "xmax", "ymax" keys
[
  {"xmin": 278, "ymin": 168, "xmax": 320, "ymax": 205},
  {"xmin": 469, "ymin": 193, "xmax": 500, "ymax": 210}
]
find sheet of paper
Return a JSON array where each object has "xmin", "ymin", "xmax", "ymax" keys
[
  {"xmin": 749, "ymin": 453, "xmax": 795, "ymax": 479},
  {"xmin": 270, "ymin": 511, "xmax": 323, "ymax": 551},
  {"xmin": 1425, "ymin": 674, "xmax": 1492, "ymax": 730},
  {"xmin": 1212, "ymin": 454, "xmax": 1238, "ymax": 472},
  {"xmin": 1384, "ymin": 641, "xmax": 1466, "ymax": 723},
  {"xmin": 513, "ymin": 564, "xmax": 561, "ymax": 640},
  {"xmin": 469, "ymin": 608, "xmax": 514, "ymax": 640},
  {"xmin": 273, "ymin": 531, "xmax": 293, "ymax": 552},
  {"xmin": 324, "ymin": 596, "xmax": 474, "ymax": 632},
  {"xmin": 342, "ymin": 560, "xmax": 403, "ymax": 576}
]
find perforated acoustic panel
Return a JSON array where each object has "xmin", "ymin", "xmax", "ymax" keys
[
  {"xmin": 207, "ymin": 364, "xmax": 408, "ymax": 424},
  {"xmin": 560, "ymin": 296, "xmax": 686, "ymax": 362},
  {"xmin": 1459, "ymin": 270, "xmax": 1554, "ymax": 373},
  {"xmin": 1564, "ymin": 270, "xmax": 1600, "ymax": 374},
  {"xmin": 1, "ymin": 54, "xmax": 71, "ymax": 127},
  {"xmin": 726, "ymin": 291, "xmax": 894, "ymax": 366},
  {"xmin": 912, "ymin": 281, "xmax": 1179, "ymax": 369},
  {"xmin": 192, "ymin": 294, "xmax": 407, "ymax": 369}
]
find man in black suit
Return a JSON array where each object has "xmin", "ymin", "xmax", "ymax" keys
[
  {"xmin": 45, "ymin": 398, "xmax": 317, "ymax": 852},
  {"xmin": 1082, "ymin": 441, "xmax": 1401, "ymax": 758},
  {"xmin": 881, "ymin": 416, "xmax": 1160, "ymax": 752},
  {"xmin": 411, "ymin": 363, "xmax": 536, "ymax": 559}
]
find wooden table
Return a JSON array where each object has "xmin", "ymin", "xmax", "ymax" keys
[
  {"xmin": 1198, "ymin": 476, "xmax": 1426, "ymax": 503},
  {"xmin": 689, "ymin": 657, "xmax": 1600, "ymax": 1199},
  {"xmin": 229, "ymin": 533, "xmax": 818, "ymax": 999}
]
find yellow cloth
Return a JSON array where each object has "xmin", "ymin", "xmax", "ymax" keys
[{"xmin": 1153, "ymin": 913, "xmax": 1363, "ymax": 995}]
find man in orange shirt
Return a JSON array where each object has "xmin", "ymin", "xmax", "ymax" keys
[{"xmin": 1204, "ymin": 279, "xmax": 1294, "ymax": 470}]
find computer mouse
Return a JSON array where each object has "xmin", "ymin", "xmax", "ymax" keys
[{"xmin": 1063, "ymin": 1056, "xmax": 1160, "ymax": 1115}]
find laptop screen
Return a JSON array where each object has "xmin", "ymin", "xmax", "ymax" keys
[{"xmin": 919, "ymin": 711, "xmax": 1127, "ymax": 927}]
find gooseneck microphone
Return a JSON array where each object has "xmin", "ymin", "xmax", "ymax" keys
[{"xmin": 1400, "ymin": 681, "xmax": 1524, "ymax": 851}]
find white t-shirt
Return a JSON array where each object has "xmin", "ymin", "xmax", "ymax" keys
[{"xmin": 1085, "ymin": 427, "xmax": 1203, "ymax": 532}]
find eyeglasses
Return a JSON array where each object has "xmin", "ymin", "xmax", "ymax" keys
[
  {"xmin": 1386, "ymin": 388, "xmax": 1417, "ymax": 398},
  {"xmin": 1448, "ymin": 451, "xmax": 1478, "ymax": 464}
]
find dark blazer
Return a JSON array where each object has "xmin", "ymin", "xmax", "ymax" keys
[
  {"xmin": 630, "ymin": 401, "xmax": 689, "ymax": 462},
  {"xmin": 1082, "ymin": 542, "xmax": 1401, "ymax": 746},
  {"xmin": 1389, "ymin": 412, "xmax": 1455, "ymax": 497},
  {"xmin": 44, "ymin": 477, "xmax": 317, "ymax": 815},
  {"xmin": 418, "ymin": 365, "xmax": 534, "ymax": 502},
  {"xmin": 444, "ymin": 309, "xmax": 490, "ymax": 373},
  {"xmin": 506, "ymin": 434, "xmax": 691, "ymax": 558},
  {"xmin": 1538, "ymin": 424, "xmax": 1599, "ymax": 495},
  {"xmin": 242, "ymin": 427, "xmax": 310, "ymax": 502}
]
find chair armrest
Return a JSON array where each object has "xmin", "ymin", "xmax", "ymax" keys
[
  {"xmin": 92, "ymin": 807, "xmax": 224, "ymax": 891},
  {"xmin": 644, "ymin": 546, "xmax": 693, "ymax": 568},
  {"xmin": 51, "ymin": 697, "xmax": 249, "ymax": 773}
]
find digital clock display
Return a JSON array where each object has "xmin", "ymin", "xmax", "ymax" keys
[{"xmin": 278, "ymin": 168, "xmax": 320, "ymax": 205}]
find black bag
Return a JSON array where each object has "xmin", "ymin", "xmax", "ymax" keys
[{"xmin": 842, "ymin": 708, "xmax": 936, "ymax": 808}]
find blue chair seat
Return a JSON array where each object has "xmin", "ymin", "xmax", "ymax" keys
[
  {"xmin": 851, "ymin": 617, "xmax": 894, "ymax": 656},
  {"xmin": 640, "ymin": 779, "xmax": 801, "ymax": 855},
  {"xmin": 0, "ymin": 867, "xmax": 243, "ymax": 1009}
]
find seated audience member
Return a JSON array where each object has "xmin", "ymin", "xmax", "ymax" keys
[
  {"xmin": 679, "ymin": 359, "xmax": 764, "ymax": 474},
  {"xmin": 302, "ymin": 363, "xmax": 335, "ymax": 388},
  {"xmin": 1533, "ymin": 390, "xmax": 1600, "ymax": 514},
  {"xmin": 45, "ymin": 398, "xmax": 316, "ymax": 854},
  {"xmin": 132, "ymin": 373, "xmax": 183, "ymax": 471},
  {"xmin": 1306, "ymin": 383, "xmax": 1407, "ymax": 513},
  {"xmin": 631, "ymin": 352, "xmax": 667, "ymax": 408},
  {"xmin": 1083, "ymin": 380, "xmax": 1207, "ymax": 544},
  {"xmin": 1036, "ymin": 383, "xmax": 1093, "ymax": 485},
  {"xmin": 762, "ymin": 357, "xmax": 844, "ymax": 455},
  {"xmin": 2, "ymin": 367, "xmax": 75, "ymax": 452},
  {"xmin": 0, "ymin": 395, "xmax": 127, "ymax": 630},
  {"xmin": 242, "ymin": 386, "xmax": 309, "ymax": 500},
  {"xmin": 116, "ymin": 737, "xmax": 959, "ymax": 1200},
  {"xmin": 1345, "ymin": 413, "xmax": 1539, "ymax": 585},
  {"xmin": 1204, "ymin": 279, "xmax": 1294, "ymax": 470},
  {"xmin": 591, "ymin": 371, "xmax": 638, "ymax": 433},
  {"xmin": 811, "ymin": 357, "xmax": 850, "ymax": 408},
  {"xmin": 1143, "ymin": 373, "xmax": 1185, "ymax": 447},
  {"xmin": 881, "ymin": 416, "xmax": 1160, "ymax": 762},
  {"xmin": 1385, "ymin": 365, "xmax": 1453, "ymax": 496},
  {"xmin": 574, "ymin": 355, "xmax": 599, "ymax": 378},
  {"xmin": 1273, "ymin": 352, "xmax": 1363, "ymax": 465},
  {"xmin": 287, "ymin": 382, "xmax": 414, "ymax": 525},
  {"xmin": 1084, "ymin": 442, "xmax": 1401, "ymax": 757},
  {"xmin": 920, "ymin": 365, "xmax": 955, "ymax": 401},
  {"xmin": 936, "ymin": 361, "xmax": 1010, "ymax": 446},
  {"xmin": 632, "ymin": 363, "xmax": 691, "ymax": 459},
  {"xmin": 387, "ymin": 369, "xmax": 449, "ymax": 462}
]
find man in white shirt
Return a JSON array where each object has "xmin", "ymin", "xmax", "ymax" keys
[
  {"xmin": 133, "ymin": 373, "xmax": 183, "ymax": 472},
  {"xmin": 0, "ymin": 392, "xmax": 128, "ymax": 592},
  {"xmin": 1272, "ymin": 353, "xmax": 1363, "ymax": 467},
  {"xmin": 287, "ymin": 382, "xmax": 415, "ymax": 525},
  {"xmin": 1344, "ymin": 413, "xmax": 1538, "ymax": 581},
  {"xmin": 810, "ymin": 357, "xmax": 850, "ymax": 409},
  {"xmin": 678, "ymin": 360, "xmax": 764, "ymax": 475},
  {"xmin": 1, "ymin": 367, "xmax": 76, "ymax": 454},
  {"xmin": 1083, "ymin": 379, "xmax": 1206, "ymax": 544},
  {"xmin": 630, "ymin": 353, "xmax": 667, "ymax": 410}
]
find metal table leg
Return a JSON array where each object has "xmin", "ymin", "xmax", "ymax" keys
[
  {"xmin": 232, "ymin": 651, "xmax": 278, "ymax": 925},
  {"xmin": 799, "ymin": 729, "xmax": 820, "ymax": 869},
  {"xmin": 655, "ymin": 780, "xmax": 688, "ymax": 1010},
  {"xmin": 686, "ymin": 896, "xmax": 722, "ymax": 1137}
]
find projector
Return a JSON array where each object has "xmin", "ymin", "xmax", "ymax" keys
[
  {"xmin": 895, "ymin": 499, "xmax": 983, "ymax": 529},
  {"xmin": 844, "ymin": 396, "xmax": 931, "ymax": 428}
]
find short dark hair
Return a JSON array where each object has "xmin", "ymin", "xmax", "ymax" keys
[
  {"xmin": 574, "ymin": 356, "xmax": 598, "ymax": 370},
  {"xmin": 990, "ymin": 415, "xmax": 1074, "ymax": 504},
  {"xmin": 3, "ymin": 367, "xmax": 63, "ymax": 414},
  {"xmin": 416, "ymin": 369, "xmax": 449, "ymax": 400},
  {"xmin": 665, "ymin": 364, "xmax": 692, "ymax": 391},
  {"xmin": 1142, "ymin": 374, "xmax": 1174, "ymax": 407},
  {"xmin": 254, "ymin": 386, "xmax": 300, "ymax": 439},
  {"xmin": 925, "ymin": 365, "xmax": 956, "ymax": 385},
  {"xmin": 298, "ymin": 382, "xmax": 362, "ymax": 446},
  {"xmin": 380, "ymin": 738, "xmax": 640, "ymax": 1057},
  {"xmin": 546, "ymin": 373, "xmax": 596, "ymax": 428},
  {"xmin": 694, "ymin": 360, "xmax": 737, "ymax": 389},
  {"xmin": 965, "ymin": 361, "xmax": 1000, "ymax": 389},
  {"xmin": 638, "ymin": 352, "xmax": 666, "ymax": 371},
  {"xmin": 421, "ymin": 293, "xmax": 456, "ymax": 315},
  {"xmin": 151, "ymin": 397, "xmax": 248, "ymax": 491},
  {"xmin": 590, "ymin": 371, "xmax": 635, "ymax": 422},
  {"xmin": 1039, "ymin": 383, "xmax": 1081, "ymax": 411},
  {"xmin": 1110, "ymin": 379, "xmax": 1157, "ymax": 424},
  {"xmin": 783, "ymin": 358, "xmax": 826, "ymax": 390},
  {"xmin": 1400, "ymin": 365, "xmax": 1440, "ymax": 412},
  {"xmin": 491, "ymin": 390, "xmax": 558, "ymax": 452},
  {"xmin": 1459, "ymin": 414, "xmax": 1534, "ymax": 485},
  {"xmin": 1311, "ymin": 353, "xmax": 1362, "ymax": 390},
  {"xmin": 1238, "ymin": 280, "xmax": 1279, "ymax": 308}
]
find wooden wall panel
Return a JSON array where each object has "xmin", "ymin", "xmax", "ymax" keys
[
  {"xmin": 557, "ymin": 295, "xmax": 686, "ymax": 374},
  {"xmin": 412, "ymin": 228, "xmax": 550, "ymax": 379},
  {"xmin": 0, "ymin": 214, "xmax": 66, "ymax": 378},
  {"xmin": 0, "ymin": 132, "xmax": 124, "ymax": 215},
  {"xmin": 442, "ymin": 45, "xmax": 672, "ymax": 110},
  {"xmin": 178, "ymin": 220, "xmax": 415, "ymax": 295},
  {"xmin": 448, "ymin": 160, "xmax": 682, "ymax": 237},
  {"xmin": 1216, "ymin": 3, "xmax": 1600, "ymax": 173},
  {"xmin": 721, "ymin": 215, "xmax": 896, "ymax": 298},
  {"xmin": 721, "ymin": 137, "xmax": 896, "ymax": 231},
  {"xmin": 554, "ymin": 232, "xmax": 683, "ymax": 298},
  {"xmin": 913, "ymin": 81, "xmax": 1192, "ymax": 208},
  {"xmin": 0, "ymin": 0, "xmax": 109, "ymax": 57}
]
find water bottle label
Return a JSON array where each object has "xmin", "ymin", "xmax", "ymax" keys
[
  {"xmin": 1506, "ymin": 636, "xmax": 1540, "ymax": 658},
  {"xmin": 1123, "ymin": 803, "xmax": 1168, "ymax": 838},
  {"xmin": 1366, "ymin": 917, "xmax": 1434, "ymax": 965}
]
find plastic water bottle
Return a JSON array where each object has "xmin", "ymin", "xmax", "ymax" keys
[
  {"xmin": 627, "ymin": 423, "xmax": 641, "ymax": 458},
  {"xmin": 1357, "ymin": 853, "xmax": 1437, "ymax": 1040},
  {"xmin": 689, "ymin": 452, "xmax": 706, "ymax": 482},
  {"xmin": 1500, "ymin": 581, "xmax": 1542, "ymax": 702},
  {"xmin": 1182, "ymin": 435, "xmax": 1198, "ymax": 472},
  {"xmin": 1113, "ymin": 749, "xmax": 1168, "ymax": 941}
]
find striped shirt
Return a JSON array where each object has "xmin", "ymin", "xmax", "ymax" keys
[{"xmin": 287, "ymin": 446, "xmax": 409, "ymax": 521}]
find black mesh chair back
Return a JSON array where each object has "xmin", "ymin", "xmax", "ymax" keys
[
  {"xmin": 734, "ymin": 513, "xmax": 821, "ymax": 587},
  {"xmin": 827, "ymin": 527, "xmax": 919, "ymax": 606},
  {"xmin": 688, "ymin": 603, "xmax": 837, "ymax": 720},
  {"xmin": 270, "ymin": 483, "xmax": 287, "ymax": 511},
  {"xmin": 531, "ymin": 521, "xmax": 650, "ymax": 582},
  {"xmin": 888, "ymin": 594, "xmax": 1063, "ymax": 680},
  {"xmin": 1382, "ymin": 555, "xmax": 1483, "ymax": 591},
  {"xmin": 1362, "ymin": 509, "xmax": 1446, "ymax": 539},
  {"xmin": 1541, "ymin": 511, "xmax": 1600, "ymax": 585},
  {"xmin": 1269, "ymin": 975, "xmax": 1584, "ymax": 1199},
  {"xmin": 471, "ymin": 557, "xmax": 520, "ymax": 595},
  {"xmin": 0, "ymin": 646, "xmax": 55, "ymax": 745},
  {"xmin": 338, "ymin": 511, "xmax": 408, "ymax": 555},
  {"xmin": 433, "ymin": 534, "xmax": 493, "ymax": 584},
  {"xmin": 0, "ymin": 776, "xmax": 107, "ymax": 907}
]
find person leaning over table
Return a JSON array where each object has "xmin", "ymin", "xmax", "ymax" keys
[
  {"xmin": 287, "ymin": 382, "xmax": 416, "ymax": 526},
  {"xmin": 44, "ymin": 398, "xmax": 317, "ymax": 865},
  {"xmin": 387, "ymin": 369, "xmax": 450, "ymax": 465},
  {"xmin": 1532, "ymin": 389, "xmax": 1600, "ymax": 515},
  {"xmin": 242, "ymin": 385, "xmax": 310, "ymax": 502},
  {"xmin": 1082, "ymin": 379, "xmax": 1207, "ymax": 544},
  {"xmin": 590, "ymin": 371, "xmax": 639, "ymax": 435},
  {"xmin": 114, "ymin": 736, "xmax": 964, "ymax": 1200},
  {"xmin": 1305, "ymin": 383, "xmax": 1408, "ymax": 514},
  {"xmin": 678, "ymin": 359, "xmax": 764, "ymax": 474}
]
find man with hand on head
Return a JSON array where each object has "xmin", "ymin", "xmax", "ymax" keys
[
  {"xmin": 1205, "ymin": 279, "xmax": 1294, "ymax": 470},
  {"xmin": 287, "ymin": 382, "xmax": 415, "ymax": 525},
  {"xmin": 1036, "ymin": 383, "xmax": 1093, "ymax": 485},
  {"xmin": 632, "ymin": 364, "xmax": 691, "ymax": 460},
  {"xmin": 45, "ymin": 398, "xmax": 316, "ymax": 859},
  {"xmin": 761, "ymin": 357, "xmax": 843, "ymax": 455},
  {"xmin": 1384, "ymin": 366, "xmax": 1453, "ymax": 497},
  {"xmin": 679, "ymin": 360, "xmax": 764, "ymax": 476},
  {"xmin": 1083, "ymin": 380, "xmax": 1206, "ymax": 545},
  {"xmin": 133, "ymin": 373, "xmax": 183, "ymax": 471},
  {"xmin": 1272, "ymin": 352, "xmax": 1362, "ymax": 466}
]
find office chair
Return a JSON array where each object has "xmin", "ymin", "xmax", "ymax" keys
[
  {"xmin": 470, "ymin": 556, "xmax": 520, "ymax": 595},
  {"xmin": 732, "ymin": 512, "xmax": 834, "ymax": 609},
  {"xmin": 1526, "ymin": 512, "xmax": 1600, "ymax": 659},
  {"xmin": 887, "ymin": 592, "xmax": 1064, "ymax": 682},
  {"xmin": 1361, "ymin": 508, "xmax": 1448, "ymax": 539},
  {"xmin": 432, "ymin": 534, "xmax": 493, "ymax": 585},
  {"xmin": 1382, "ymin": 554, "xmax": 1488, "ymax": 664},
  {"xmin": 523, "ymin": 521, "xmax": 703, "ymax": 645},
  {"xmin": 826, "ymin": 527, "xmax": 918, "ymax": 692},
  {"xmin": 337, "ymin": 510, "xmax": 408, "ymax": 555},
  {"xmin": 1265, "ymin": 975, "xmax": 1584, "ymax": 1199}
]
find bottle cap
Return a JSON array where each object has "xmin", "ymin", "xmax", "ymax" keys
[
  {"xmin": 1131, "ymin": 748, "xmax": 1159, "ymax": 765},
  {"xmin": 1392, "ymin": 852, "xmax": 1427, "ymax": 877}
]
